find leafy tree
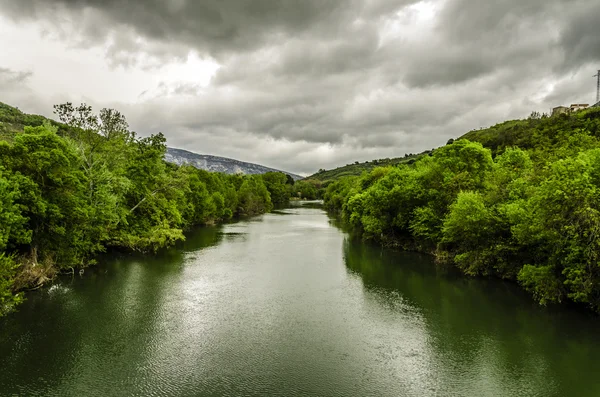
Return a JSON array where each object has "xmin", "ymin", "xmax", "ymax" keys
[
  {"xmin": 322, "ymin": 108, "xmax": 600, "ymax": 313},
  {"xmin": 0, "ymin": 124, "xmax": 92, "ymax": 267},
  {"xmin": 0, "ymin": 253, "xmax": 23, "ymax": 316},
  {"xmin": 262, "ymin": 172, "xmax": 290, "ymax": 206},
  {"xmin": 0, "ymin": 169, "xmax": 29, "ymax": 315},
  {"xmin": 237, "ymin": 175, "xmax": 272, "ymax": 216},
  {"xmin": 294, "ymin": 180, "xmax": 320, "ymax": 200},
  {"xmin": 0, "ymin": 102, "xmax": 285, "ymax": 315}
]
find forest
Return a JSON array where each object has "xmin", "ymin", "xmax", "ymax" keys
[
  {"xmin": 324, "ymin": 108, "xmax": 600, "ymax": 312},
  {"xmin": 5, "ymin": 102, "xmax": 600, "ymax": 316},
  {"xmin": 0, "ymin": 103, "xmax": 299, "ymax": 316}
]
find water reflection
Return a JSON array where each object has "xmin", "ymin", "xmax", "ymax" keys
[
  {"xmin": 2, "ymin": 208, "xmax": 600, "ymax": 396},
  {"xmin": 343, "ymin": 238, "xmax": 600, "ymax": 396},
  {"xmin": 0, "ymin": 226, "xmax": 223, "ymax": 396}
]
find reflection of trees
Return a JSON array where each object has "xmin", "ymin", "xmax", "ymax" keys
[
  {"xmin": 342, "ymin": 238, "xmax": 600, "ymax": 396},
  {"xmin": 0, "ymin": 226, "xmax": 223, "ymax": 395},
  {"xmin": 176, "ymin": 224, "xmax": 223, "ymax": 253}
]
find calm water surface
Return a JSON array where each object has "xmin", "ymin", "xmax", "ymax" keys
[{"xmin": 1, "ymin": 203, "xmax": 600, "ymax": 396}]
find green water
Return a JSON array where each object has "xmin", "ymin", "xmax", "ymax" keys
[{"xmin": 1, "ymin": 204, "xmax": 600, "ymax": 396}]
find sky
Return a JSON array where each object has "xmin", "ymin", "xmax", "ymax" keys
[{"xmin": 0, "ymin": 0, "xmax": 599, "ymax": 175}]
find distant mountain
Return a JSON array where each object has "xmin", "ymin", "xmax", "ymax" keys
[{"xmin": 165, "ymin": 147, "xmax": 303, "ymax": 180}]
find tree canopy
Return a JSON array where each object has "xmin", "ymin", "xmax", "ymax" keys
[
  {"xmin": 0, "ymin": 103, "xmax": 293, "ymax": 316},
  {"xmin": 325, "ymin": 107, "xmax": 600, "ymax": 312}
]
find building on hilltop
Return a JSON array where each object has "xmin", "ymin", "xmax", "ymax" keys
[
  {"xmin": 570, "ymin": 103, "xmax": 589, "ymax": 112},
  {"xmin": 552, "ymin": 103, "xmax": 590, "ymax": 116},
  {"xmin": 552, "ymin": 106, "xmax": 569, "ymax": 116}
]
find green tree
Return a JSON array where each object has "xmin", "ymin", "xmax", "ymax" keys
[
  {"xmin": 0, "ymin": 169, "xmax": 30, "ymax": 315},
  {"xmin": 237, "ymin": 175, "xmax": 273, "ymax": 216},
  {"xmin": 0, "ymin": 124, "xmax": 93, "ymax": 267},
  {"xmin": 262, "ymin": 172, "xmax": 290, "ymax": 206}
]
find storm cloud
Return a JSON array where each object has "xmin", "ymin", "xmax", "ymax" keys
[{"xmin": 0, "ymin": 0, "xmax": 599, "ymax": 174}]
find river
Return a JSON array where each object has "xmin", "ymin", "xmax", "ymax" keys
[{"xmin": 1, "ymin": 203, "xmax": 600, "ymax": 396}]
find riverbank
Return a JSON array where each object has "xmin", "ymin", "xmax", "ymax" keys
[
  {"xmin": 4, "ymin": 202, "xmax": 286, "ymax": 315},
  {"xmin": 0, "ymin": 103, "xmax": 301, "ymax": 316},
  {"xmin": 323, "ymin": 139, "xmax": 600, "ymax": 312}
]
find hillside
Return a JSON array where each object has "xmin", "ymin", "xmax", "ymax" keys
[
  {"xmin": 0, "ymin": 102, "xmax": 69, "ymax": 140},
  {"xmin": 0, "ymin": 102, "xmax": 301, "ymax": 179},
  {"xmin": 306, "ymin": 153, "xmax": 422, "ymax": 182},
  {"xmin": 310, "ymin": 107, "xmax": 600, "ymax": 183},
  {"xmin": 166, "ymin": 148, "xmax": 302, "ymax": 180},
  {"xmin": 458, "ymin": 107, "xmax": 600, "ymax": 155}
]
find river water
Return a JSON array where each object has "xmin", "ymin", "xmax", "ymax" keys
[{"xmin": 1, "ymin": 203, "xmax": 600, "ymax": 396}]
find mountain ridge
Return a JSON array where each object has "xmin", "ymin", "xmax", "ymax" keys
[{"xmin": 165, "ymin": 147, "xmax": 303, "ymax": 180}]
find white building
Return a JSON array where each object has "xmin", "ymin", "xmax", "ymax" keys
[{"xmin": 570, "ymin": 103, "xmax": 589, "ymax": 112}]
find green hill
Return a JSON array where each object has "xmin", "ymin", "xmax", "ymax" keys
[
  {"xmin": 0, "ymin": 102, "xmax": 70, "ymax": 141},
  {"xmin": 306, "ymin": 153, "xmax": 422, "ymax": 182},
  {"xmin": 458, "ymin": 108, "xmax": 600, "ymax": 156},
  {"xmin": 309, "ymin": 107, "xmax": 600, "ymax": 184}
]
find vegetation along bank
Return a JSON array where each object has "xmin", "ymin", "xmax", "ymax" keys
[
  {"xmin": 0, "ymin": 102, "xmax": 301, "ymax": 316},
  {"xmin": 323, "ymin": 108, "xmax": 600, "ymax": 312},
  {"xmin": 4, "ymin": 102, "xmax": 600, "ymax": 315}
]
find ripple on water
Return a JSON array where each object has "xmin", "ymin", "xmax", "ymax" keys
[
  {"xmin": 1, "ymin": 207, "xmax": 600, "ymax": 396},
  {"xmin": 47, "ymin": 283, "xmax": 71, "ymax": 296}
]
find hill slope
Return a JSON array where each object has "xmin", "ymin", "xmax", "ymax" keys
[
  {"xmin": 0, "ymin": 101, "xmax": 301, "ymax": 179},
  {"xmin": 310, "ymin": 107, "xmax": 600, "ymax": 183},
  {"xmin": 458, "ymin": 109, "xmax": 600, "ymax": 155},
  {"xmin": 165, "ymin": 147, "xmax": 302, "ymax": 180},
  {"xmin": 306, "ymin": 153, "xmax": 422, "ymax": 182},
  {"xmin": 0, "ymin": 102, "xmax": 69, "ymax": 140}
]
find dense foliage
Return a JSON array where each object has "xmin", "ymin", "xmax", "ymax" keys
[
  {"xmin": 325, "ymin": 108, "xmax": 600, "ymax": 312},
  {"xmin": 292, "ymin": 179, "xmax": 323, "ymax": 200},
  {"xmin": 0, "ymin": 103, "xmax": 293, "ymax": 316}
]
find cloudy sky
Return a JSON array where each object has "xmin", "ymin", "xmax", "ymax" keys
[{"xmin": 0, "ymin": 0, "xmax": 599, "ymax": 175}]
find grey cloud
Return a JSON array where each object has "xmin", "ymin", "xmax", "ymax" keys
[
  {"xmin": 0, "ymin": 67, "xmax": 32, "ymax": 86},
  {"xmin": 394, "ymin": 0, "xmax": 573, "ymax": 88},
  {"xmin": 558, "ymin": 5, "xmax": 600, "ymax": 69},
  {"xmin": 2, "ymin": 0, "xmax": 600, "ymax": 175},
  {"xmin": 436, "ymin": 0, "xmax": 555, "ymax": 42},
  {"xmin": 0, "ymin": 67, "xmax": 50, "ymax": 116},
  {"xmin": 0, "ymin": 0, "xmax": 410, "ymax": 63},
  {"xmin": 436, "ymin": 0, "xmax": 600, "ymax": 74}
]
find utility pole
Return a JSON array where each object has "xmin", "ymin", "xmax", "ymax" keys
[{"xmin": 595, "ymin": 70, "xmax": 600, "ymax": 103}]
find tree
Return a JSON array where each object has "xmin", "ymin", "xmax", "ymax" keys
[
  {"xmin": 262, "ymin": 172, "xmax": 290, "ymax": 206},
  {"xmin": 0, "ymin": 169, "xmax": 30, "ymax": 315},
  {"xmin": 0, "ymin": 101, "xmax": 287, "ymax": 315},
  {"xmin": 0, "ymin": 124, "xmax": 93, "ymax": 267},
  {"xmin": 0, "ymin": 168, "xmax": 30, "ymax": 250},
  {"xmin": 294, "ymin": 180, "xmax": 319, "ymax": 200},
  {"xmin": 237, "ymin": 175, "xmax": 272, "ymax": 216}
]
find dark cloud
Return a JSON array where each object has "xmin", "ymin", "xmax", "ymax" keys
[
  {"xmin": 0, "ymin": 0, "xmax": 410, "ymax": 62},
  {"xmin": 1, "ymin": 0, "xmax": 600, "ymax": 175},
  {"xmin": 437, "ymin": 0, "xmax": 553, "ymax": 42},
  {"xmin": 558, "ymin": 4, "xmax": 600, "ymax": 70}
]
